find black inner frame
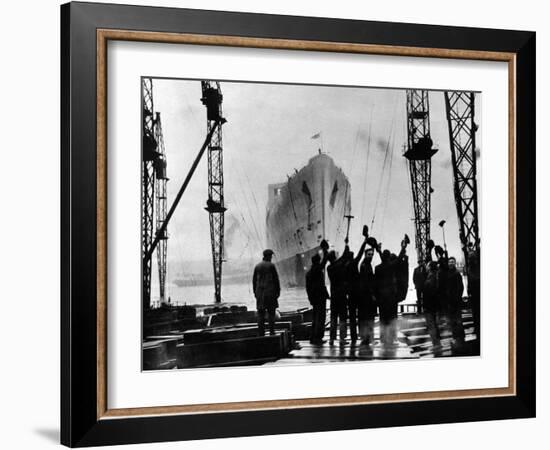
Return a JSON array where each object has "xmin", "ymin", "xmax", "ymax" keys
[{"xmin": 61, "ymin": 2, "xmax": 536, "ymax": 447}]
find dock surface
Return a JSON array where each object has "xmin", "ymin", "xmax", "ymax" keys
[
  {"xmin": 143, "ymin": 305, "xmax": 479, "ymax": 370},
  {"xmin": 267, "ymin": 310, "xmax": 478, "ymax": 366}
]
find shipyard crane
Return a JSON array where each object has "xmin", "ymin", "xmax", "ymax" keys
[
  {"xmin": 444, "ymin": 91, "xmax": 480, "ymax": 268},
  {"xmin": 153, "ymin": 112, "xmax": 169, "ymax": 304},
  {"xmin": 144, "ymin": 82, "xmax": 226, "ymax": 306},
  {"xmin": 404, "ymin": 90, "xmax": 438, "ymax": 263},
  {"xmin": 142, "ymin": 77, "xmax": 157, "ymax": 311},
  {"xmin": 201, "ymin": 81, "xmax": 226, "ymax": 303}
]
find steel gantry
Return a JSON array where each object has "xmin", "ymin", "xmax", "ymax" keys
[
  {"xmin": 142, "ymin": 77, "xmax": 157, "ymax": 310},
  {"xmin": 444, "ymin": 91, "xmax": 480, "ymax": 261},
  {"xmin": 201, "ymin": 81, "xmax": 226, "ymax": 303},
  {"xmin": 153, "ymin": 112, "xmax": 168, "ymax": 304},
  {"xmin": 404, "ymin": 90, "xmax": 438, "ymax": 263},
  {"xmin": 143, "ymin": 81, "xmax": 225, "ymax": 306}
]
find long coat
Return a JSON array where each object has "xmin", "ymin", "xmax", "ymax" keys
[
  {"xmin": 359, "ymin": 260, "xmax": 376, "ymax": 302},
  {"xmin": 445, "ymin": 269, "xmax": 464, "ymax": 309},
  {"xmin": 413, "ymin": 265, "xmax": 427, "ymax": 291},
  {"xmin": 252, "ymin": 260, "xmax": 280, "ymax": 310},
  {"xmin": 305, "ymin": 263, "xmax": 329, "ymax": 305},
  {"xmin": 423, "ymin": 271, "xmax": 439, "ymax": 312},
  {"xmin": 327, "ymin": 258, "xmax": 347, "ymax": 302},
  {"xmin": 396, "ymin": 255, "xmax": 409, "ymax": 301}
]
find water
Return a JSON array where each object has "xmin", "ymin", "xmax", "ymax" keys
[{"xmin": 157, "ymin": 282, "xmax": 419, "ymax": 312}]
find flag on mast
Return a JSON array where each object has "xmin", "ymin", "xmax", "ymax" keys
[{"xmin": 311, "ymin": 132, "xmax": 321, "ymax": 140}]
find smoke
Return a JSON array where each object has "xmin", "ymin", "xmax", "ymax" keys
[
  {"xmin": 357, "ymin": 128, "xmax": 369, "ymax": 143},
  {"xmin": 223, "ymin": 213, "xmax": 263, "ymax": 261},
  {"xmin": 224, "ymin": 214, "xmax": 240, "ymax": 249},
  {"xmin": 439, "ymin": 158, "xmax": 452, "ymax": 169},
  {"xmin": 439, "ymin": 147, "xmax": 481, "ymax": 170},
  {"xmin": 376, "ymin": 137, "xmax": 389, "ymax": 153}
]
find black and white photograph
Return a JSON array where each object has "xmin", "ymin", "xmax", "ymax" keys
[{"xmin": 141, "ymin": 78, "xmax": 481, "ymax": 370}]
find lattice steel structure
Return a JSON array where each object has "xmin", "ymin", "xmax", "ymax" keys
[
  {"xmin": 153, "ymin": 112, "xmax": 168, "ymax": 304},
  {"xmin": 201, "ymin": 81, "xmax": 226, "ymax": 303},
  {"xmin": 142, "ymin": 77, "xmax": 157, "ymax": 311},
  {"xmin": 444, "ymin": 91, "xmax": 480, "ymax": 262},
  {"xmin": 404, "ymin": 90, "xmax": 438, "ymax": 263}
]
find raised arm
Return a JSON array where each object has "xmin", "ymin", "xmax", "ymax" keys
[
  {"xmin": 425, "ymin": 239, "xmax": 434, "ymax": 263},
  {"xmin": 319, "ymin": 239, "xmax": 330, "ymax": 269},
  {"xmin": 387, "ymin": 240, "xmax": 407, "ymax": 268},
  {"xmin": 354, "ymin": 239, "xmax": 368, "ymax": 265}
]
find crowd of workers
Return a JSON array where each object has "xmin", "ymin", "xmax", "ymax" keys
[{"xmin": 252, "ymin": 228, "xmax": 480, "ymax": 352}]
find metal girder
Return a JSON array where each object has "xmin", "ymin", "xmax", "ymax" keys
[
  {"xmin": 201, "ymin": 81, "xmax": 226, "ymax": 303},
  {"xmin": 154, "ymin": 113, "xmax": 168, "ymax": 304},
  {"xmin": 405, "ymin": 90, "xmax": 437, "ymax": 263},
  {"xmin": 444, "ymin": 91, "xmax": 480, "ymax": 264},
  {"xmin": 142, "ymin": 77, "xmax": 156, "ymax": 310}
]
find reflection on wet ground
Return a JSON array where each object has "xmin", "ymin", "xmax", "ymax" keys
[{"xmin": 266, "ymin": 311, "xmax": 479, "ymax": 366}]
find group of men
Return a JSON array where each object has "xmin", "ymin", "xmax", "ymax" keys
[
  {"xmin": 413, "ymin": 241, "xmax": 480, "ymax": 349},
  {"xmin": 305, "ymin": 231, "xmax": 410, "ymax": 347},
  {"xmin": 252, "ymin": 233, "xmax": 478, "ymax": 351}
]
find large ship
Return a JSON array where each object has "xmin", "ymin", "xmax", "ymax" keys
[{"xmin": 266, "ymin": 152, "xmax": 351, "ymax": 287}]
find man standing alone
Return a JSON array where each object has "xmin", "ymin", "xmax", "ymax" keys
[{"xmin": 253, "ymin": 249, "xmax": 281, "ymax": 336}]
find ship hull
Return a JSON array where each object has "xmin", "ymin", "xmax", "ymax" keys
[{"xmin": 266, "ymin": 153, "xmax": 351, "ymax": 288}]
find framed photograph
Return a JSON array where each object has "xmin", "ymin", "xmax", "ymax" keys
[{"xmin": 61, "ymin": 1, "xmax": 535, "ymax": 447}]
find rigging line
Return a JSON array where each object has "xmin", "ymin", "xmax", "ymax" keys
[
  {"xmin": 228, "ymin": 145, "xmax": 264, "ymax": 250},
  {"xmin": 370, "ymin": 93, "xmax": 400, "ymax": 231},
  {"xmin": 360, "ymin": 107, "xmax": 375, "ymax": 225},
  {"xmin": 379, "ymin": 124, "xmax": 397, "ymax": 242},
  {"xmin": 232, "ymin": 162, "xmax": 263, "ymax": 249},
  {"xmin": 244, "ymin": 170, "xmax": 268, "ymax": 246},
  {"xmin": 227, "ymin": 183, "xmax": 261, "ymax": 256},
  {"xmin": 236, "ymin": 171, "xmax": 267, "ymax": 255},
  {"xmin": 238, "ymin": 212, "xmax": 258, "ymax": 259},
  {"xmin": 336, "ymin": 104, "xmax": 373, "ymax": 242},
  {"xmin": 344, "ymin": 107, "xmax": 370, "ymax": 205},
  {"xmin": 238, "ymin": 174, "xmax": 264, "ymax": 250},
  {"xmin": 370, "ymin": 121, "xmax": 393, "ymax": 230}
]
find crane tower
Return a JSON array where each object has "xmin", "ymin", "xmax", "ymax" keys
[
  {"xmin": 444, "ymin": 91, "xmax": 480, "ymax": 261},
  {"xmin": 404, "ymin": 90, "xmax": 438, "ymax": 262},
  {"xmin": 201, "ymin": 81, "xmax": 226, "ymax": 303},
  {"xmin": 153, "ymin": 112, "xmax": 168, "ymax": 304},
  {"xmin": 142, "ymin": 77, "xmax": 156, "ymax": 310}
]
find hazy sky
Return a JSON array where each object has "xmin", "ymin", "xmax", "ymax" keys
[{"xmin": 149, "ymin": 79, "xmax": 481, "ymax": 281}]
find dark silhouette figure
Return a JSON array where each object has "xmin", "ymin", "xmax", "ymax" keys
[
  {"xmin": 413, "ymin": 260, "xmax": 427, "ymax": 313},
  {"xmin": 358, "ymin": 245, "xmax": 377, "ymax": 345},
  {"xmin": 327, "ymin": 250, "xmax": 348, "ymax": 345},
  {"xmin": 374, "ymin": 238, "xmax": 408, "ymax": 346},
  {"xmin": 253, "ymin": 249, "xmax": 280, "ymax": 336},
  {"xmin": 305, "ymin": 240, "xmax": 330, "ymax": 344}
]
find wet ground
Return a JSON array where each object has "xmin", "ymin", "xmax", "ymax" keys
[{"xmin": 266, "ymin": 310, "xmax": 479, "ymax": 366}]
